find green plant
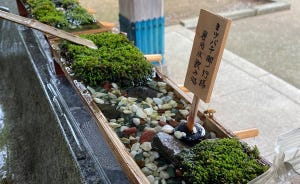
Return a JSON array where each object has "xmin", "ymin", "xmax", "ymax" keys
[
  {"xmin": 180, "ymin": 138, "xmax": 268, "ymax": 184},
  {"xmin": 26, "ymin": 0, "xmax": 95, "ymax": 29},
  {"xmin": 60, "ymin": 32, "xmax": 153, "ymax": 87}
]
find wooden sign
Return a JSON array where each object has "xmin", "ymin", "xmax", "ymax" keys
[{"xmin": 184, "ymin": 9, "xmax": 231, "ymax": 103}]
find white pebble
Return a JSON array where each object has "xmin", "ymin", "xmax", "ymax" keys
[
  {"xmin": 144, "ymin": 107, "xmax": 154, "ymax": 116},
  {"xmin": 147, "ymin": 175, "xmax": 155, "ymax": 184},
  {"xmin": 158, "ymin": 165, "xmax": 168, "ymax": 172},
  {"xmin": 174, "ymin": 131, "xmax": 186, "ymax": 139},
  {"xmin": 120, "ymin": 126, "xmax": 129, "ymax": 132},
  {"xmin": 132, "ymin": 118, "xmax": 140, "ymax": 126},
  {"xmin": 153, "ymin": 98, "xmax": 163, "ymax": 106},
  {"xmin": 109, "ymin": 122, "xmax": 121, "ymax": 129},
  {"xmin": 161, "ymin": 178, "xmax": 167, "ymax": 184},
  {"xmin": 93, "ymin": 97, "xmax": 105, "ymax": 104},
  {"xmin": 150, "ymin": 120, "xmax": 158, "ymax": 126},
  {"xmin": 162, "ymin": 125, "xmax": 174, "ymax": 134},
  {"xmin": 136, "ymin": 108, "xmax": 147, "ymax": 119},
  {"xmin": 142, "ymin": 167, "xmax": 153, "ymax": 176},
  {"xmin": 143, "ymin": 152, "xmax": 151, "ymax": 158},
  {"xmin": 140, "ymin": 142, "xmax": 152, "ymax": 151},
  {"xmin": 179, "ymin": 109, "xmax": 189, "ymax": 116},
  {"xmin": 131, "ymin": 142, "xmax": 140, "ymax": 152},
  {"xmin": 160, "ymin": 171, "xmax": 170, "ymax": 179},
  {"xmin": 146, "ymin": 163, "xmax": 158, "ymax": 171}
]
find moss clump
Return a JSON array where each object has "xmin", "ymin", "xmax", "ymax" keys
[
  {"xmin": 60, "ymin": 32, "xmax": 153, "ymax": 87},
  {"xmin": 26, "ymin": 0, "xmax": 95, "ymax": 29},
  {"xmin": 181, "ymin": 138, "xmax": 268, "ymax": 184}
]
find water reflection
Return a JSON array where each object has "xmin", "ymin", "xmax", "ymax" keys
[{"xmin": 0, "ymin": 105, "xmax": 8, "ymax": 181}]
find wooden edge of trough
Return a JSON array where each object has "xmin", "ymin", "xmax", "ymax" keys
[{"xmin": 49, "ymin": 44, "xmax": 271, "ymax": 183}]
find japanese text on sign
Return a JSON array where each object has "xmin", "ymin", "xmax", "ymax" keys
[{"xmin": 184, "ymin": 9, "xmax": 231, "ymax": 103}]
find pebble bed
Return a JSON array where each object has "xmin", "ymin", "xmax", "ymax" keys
[{"xmin": 87, "ymin": 79, "xmax": 217, "ymax": 184}]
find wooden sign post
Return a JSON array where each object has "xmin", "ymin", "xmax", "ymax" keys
[{"xmin": 184, "ymin": 9, "xmax": 231, "ymax": 132}]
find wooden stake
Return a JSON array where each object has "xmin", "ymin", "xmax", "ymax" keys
[
  {"xmin": 0, "ymin": 10, "xmax": 98, "ymax": 49},
  {"xmin": 186, "ymin": 95, "xmax": 200, "ymax": 132}
]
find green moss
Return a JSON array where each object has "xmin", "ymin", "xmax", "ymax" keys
[
  {"xmin": 60, "ymin": 32, "xmax": 153, "ymax": 87},
  {"xmin": 181, "ymin": 138, "xmax": 268, "ymax": 184},
  {"xmin": 25, "ymin": 0, "xmax": 95, "ymax": 29}
]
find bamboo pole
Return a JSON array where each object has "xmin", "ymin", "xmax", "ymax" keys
[{"xmin": 0, "ymin": 10, "xmax": 97, "ymax": 49}]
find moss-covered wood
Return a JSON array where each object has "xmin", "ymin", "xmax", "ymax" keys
[
  {"xmin": 60, "ymin": 32, "xmax": 153, "ymax": 87},
  {"xmin": 180, "ymin": 138, "xmax": 268, "ymax": 184},
  {"xmin": 25, "ymin": 0, "xmax": 95, "ymax": 29}
]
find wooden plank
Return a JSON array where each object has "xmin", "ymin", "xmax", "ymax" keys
[
  {"xmin": 234, "ymin": 128, "xmax": 259, "ymax": 139},
  {"xmin": 0, "ymin": 10, "xmax": 97, "ymax": 49}
]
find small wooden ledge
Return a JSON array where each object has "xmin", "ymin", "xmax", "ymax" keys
[
  {"xmin": 234, "ymin": 128, "xmax": 259, "ymax": 139},
  {"xmin": 144, "ymin": 54, "xmax": 162, "ymax": 63}
]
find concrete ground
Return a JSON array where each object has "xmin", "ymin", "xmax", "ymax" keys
[{"xmin": 226, "ymin": 0, "xmax": 300, "ymax": 89}]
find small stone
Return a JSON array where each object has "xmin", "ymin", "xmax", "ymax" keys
[
  {"xmin": 153, "ymin": 98, "xmax": 163, "ymax": 106},
  {"xmin": 123, "ymin": 127, "xmax": 138, "ymax": 136},
  {"xmin": 131, "ymin": 143, "xmax": 140, "ymax": 152},
  {"xmin": 174, "ymin": 131, "xmax": 186, "ymax": 139},
  {"xmin": 120, "ymin": 126, "xmax": 129, "ymax": 132},
  {"xmin": 111, "ymin": 82, "xmax": 119, "ymax": 89},
  {"xmin": 157, "ymin": 82, "xmax": 167, "ymax": 88},
  {"xmin": 158, "ymin": 165, "xmax": 168, "ymax": 172},
  {"xmin": 130, "ymin": 149, "xmax": 142, "ymax": 158},
  {"xmin": 123, "ymin": 109, "xmax": 132, "ymax": 114},
  {"xmin": 109, "ymin": 122, "xmax": 121, "ymax": 129},
  {"xmin": 110, "ymin": 119, "xmax": 116, "ymax": 123},
  {"xmin": 144, "ymin": 107, "xmax": 154, "ymax": 116},
  {"xmin": 158, "ymin": 121, "xmax": 167, "ymax": 127},
  {"xmin": 168, "ymin": 119, "xmax": 179, "ymax": 128},
  {"xmin": 145, "ymin": 97, "xmax": 153, "ymax": 104},
  {"xmin": 179, "ymin": 109, "xmax": 189, "ymax": 117},
  {"xmin": 150, "ymin": 120, "xmax": 159, "ymax": 126},
  {"xmin": 149, "ymin": 151, "xmax": 160, "ymax": 159},
  {"xmin": 140, "ymin": 130, "xmax": 156, "ymax": 143},
  {"xmin": 162, "ymin": 96, "xmax": 172, "ymax": 103},
  {"xmin": 117, "ymin": 118, "xmax": 125, "ymax": 122},
  {"xmin": 132, "ymin": 118, "xmax": 140, "ymax": 126},
  {"xmin": 147, "ymin": 175, "xmax": 155, "ymax": 184},
  {"xmin": 92, "ymin": 92, "xmax": 107, "ymax": 98},
  {"xmin": 87, "ymin": 86, "xmax": 96, "ymax": 94},
  {"xmin": 175, "ymin": 169, "xmax": 183, "ymax": 177},
  {"xmin": 129, "ymin": 136, "xmax": 138, "ymax": 145},
  {"xmin": 161, "ymin": 178, "xmax": 167, "ymax": 184},
  {"xmin": 154, "ymin": 126, "xmax": 162, "ymax": 132},
  {"xmin": 161, "ymin": 104, "xmax": 172, "ymax": 110},
  {"xmin": 140, "ymin": 142, "xmax": 152, "ymax": 151},
  {"xmin": 120, "ymin": 137, "xmax": 130, "ymax": 144},
  {"xmin": 93, "ymin": 97, "xmax": 105, "ymax": 104},
  {"xmin": 146, "ymin": 162, "xmax": 158, "ymax": 171},
  {"xmin": 162, "ymin": 125, "xmax": 174, "ymax": 134},
  {"xmin": 159, "ymin": 171, "xmax": 170, "ymax": 179},
  {"xmin": 128, "ymin": 97, "xmax": 137, "ymax": 102},
  {"xmin": 142, "ymin": 167, "xmax": 153, "ymax": 176},
  {"xmin": 160, "ymin": 116, "xmax": 167, "ymax": 123},
  {"xmin": 143, "ymin": 152, "xmax": 151, "ymax": 158},
  {"xmin": 153, "ymin": 171, "xmax": 160, "ymax": 177},
  {"xmin": 136, "ymin": 108, "xmax": 147, "ymax": 119}
]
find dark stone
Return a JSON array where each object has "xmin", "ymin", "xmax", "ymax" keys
[
  {"xmin": 152, "ymin": 132, "xmax": 189, "ymax": 166},
  {"xmin": 97, "ymin": 104, "xmax": 121, "ymax": 119},
  {"xmin": 127, "ymin": 86, "xmax": 159, "ymax": 99},
  {"xmin": 140, "ymin": 130, "xmax": 156, "ymax": 143},
  {"xmin": 174, "ymin": 122, "xmax": 206, "ymax": 146}
]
